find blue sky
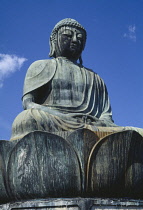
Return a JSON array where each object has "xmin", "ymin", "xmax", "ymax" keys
[{"xmin": 0, "ymin": 0, "xmax": 143, "ymax": 140}]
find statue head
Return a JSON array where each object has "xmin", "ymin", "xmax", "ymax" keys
[{"xmin": 49, "ymin": 18, "xmax": 87, "ymax": 64}]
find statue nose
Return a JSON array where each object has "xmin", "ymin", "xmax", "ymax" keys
[{"xmin": 72, "ymin": 34, "xmax": 78, "ymax": 43}]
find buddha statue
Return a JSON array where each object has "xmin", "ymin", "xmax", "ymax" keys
[
  {"xmin": 1, "ymin": 18, "xmax": 143, "ymax": 204},
  {"xmin": 10, "ymin": 18, "xmax": 143, "ymax": 140},
  {"xmin": 10, "ymin": 18, "xmax": 116, "ymax": 140}
]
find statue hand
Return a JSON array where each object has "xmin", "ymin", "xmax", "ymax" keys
[{"xmin": 63, "ymin": 113, "xmax": 100, "ymax": 123}]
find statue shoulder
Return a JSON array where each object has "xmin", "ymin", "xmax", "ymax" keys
[
  {"xmin": 23, "ymin": 59, "xmax": 57, "ymax": 96},
  {"xmin": 83, "ymin": 65, "xmax": 106, "ymax": 85},
  {"xmin": 25, "ymin": 59, "xmax": 56, "ymax": 79},
  {"xmin": 83, "ymin": 66, "xmax": 98, "ymax": 75}
]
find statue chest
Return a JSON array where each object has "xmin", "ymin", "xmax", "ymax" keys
[
  {"xmin": 44, "ymin": 61, "xmax": 92, "ymax": 107},
  {"xmin": 54, "ymin": 64, "xmax": 84, "ymax": 90}
]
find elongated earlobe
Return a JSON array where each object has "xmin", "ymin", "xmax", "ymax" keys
[{"xmin": 49, "ymin": 37, "xmax": 56, "ymax": 58}]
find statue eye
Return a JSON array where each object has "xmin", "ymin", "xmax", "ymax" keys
[
  {"xmin": 65, "ymin": 34, "xmax": 72, "ymax": 38},
  {"xmin": 78, "ymin": 37, "xmax": 83, "ymax": 41},
  {"xmin": 62, "ymin": 33, "xmax": 72, "ymax": 38},
  {"xmin": 77, "ymin": 34, "xmax": 83, "ymax": 40}
]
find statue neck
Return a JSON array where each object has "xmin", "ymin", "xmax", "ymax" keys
[{"xmin": 56, "ymin": 56, "xmax": 79, "ymax": 65}]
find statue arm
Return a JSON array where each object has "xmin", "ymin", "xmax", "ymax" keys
[
  {"xmin": 23, "ymin": 93, "xmax": 63, "ymax": 117},
  {"xmin": 95, "ymin": 75, "xmax": 117, "ymax": 127},
  {"xmin": 22, "ymin": 59, "xmax": 69, "ymax": 118}
]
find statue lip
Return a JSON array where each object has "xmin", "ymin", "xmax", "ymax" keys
[{"xmin": 70, "ymin": 43, "xmax": 78, "ymax": 48}]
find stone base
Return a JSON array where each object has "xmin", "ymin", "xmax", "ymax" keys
[
  {"xmin": 1, "ymin": 129, "xmax": 143, "ymax": 204},
  {"xmin": 1, "ymin": 198, "xmax": 143, "ymax": 210}
]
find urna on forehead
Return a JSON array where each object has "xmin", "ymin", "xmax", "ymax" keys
[{"xmin": 51, "ymin": 18, "xmax": 87, "ymax": 39}]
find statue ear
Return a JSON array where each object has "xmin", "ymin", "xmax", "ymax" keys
[{"xmin": 49, "ymin": 37, "xmax": 56, "ymax": 58}]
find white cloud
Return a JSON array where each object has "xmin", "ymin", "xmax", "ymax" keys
[
  {"xmin": 123, "ymin": 24, "xmax": 136, "ymax": 42},
  {"xmin": 0, "ymin": 54, "xmax": 27, "ymax": 87}
]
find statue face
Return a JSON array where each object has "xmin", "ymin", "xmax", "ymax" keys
[{"xmin": 56, "ymin": 26, "xmax": 86, "ymax": 60}]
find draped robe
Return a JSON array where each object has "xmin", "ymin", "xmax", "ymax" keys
[{"xmin": 11, "ymin": 57, "xmax": 117, "ymax": 140}]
